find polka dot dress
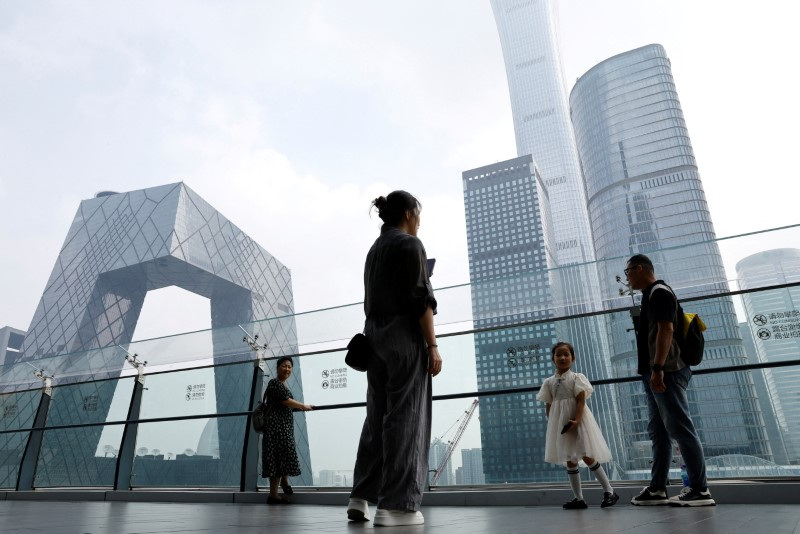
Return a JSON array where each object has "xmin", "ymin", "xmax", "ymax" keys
[{"xmin": 261, "ymin": 378, "xmax": 301, "ymax": 478}]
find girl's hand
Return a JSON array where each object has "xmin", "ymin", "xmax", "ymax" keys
[
  {"xmin": 561, "ymin": 419, "xmax": 578, "ymax": 434},
  {"xmin": 303, "ymin": 404, "xmax": 314, "ymax": 411}
]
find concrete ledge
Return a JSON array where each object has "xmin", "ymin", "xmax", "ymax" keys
[
  {"xmin": 105, "ymin": 490, "xmax": 234, "ymax": 503},
  {"xmin": 8, "ymin": 490, "xmax": 108, "ymax": 502},
  {"xmin": 2, "ymin": 481, "xmax": 799, "ymax": 505}
]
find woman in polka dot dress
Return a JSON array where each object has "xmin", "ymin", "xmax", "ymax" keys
[{"xmin": 262, "ymin": 356, "xmax": 313, "ymax": 504}]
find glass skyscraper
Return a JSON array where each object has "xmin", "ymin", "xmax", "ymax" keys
[
  {"xmin": 463, "ymin": 156, "xmax": 560, "ymax": 482},
  {"xmin": 482, "ymin": 0, "xmax": 626, "ymax": 478},
  {"xmin": 737, "ymin": 249, "xmax": 800, "ymax": 464},
  {"xmin": 570, "ymin": 44, "xmax": 771, "ymax": 465}
]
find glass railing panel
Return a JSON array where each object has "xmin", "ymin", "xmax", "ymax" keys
[
  {"xmin": 0, "ymin": 388, "xmax": 41, "ymax": 432},
  {"xmin": 0, "ymin": 387, "xmax": 42, "ymax": 487},
  {"xmin": 135, "ymin": 361, "xmax": 256, "ymax": 488},
  {"xmin": 0, "ymin": 431, "xmax": 29, "ymax": 489},
  {"xmin": 130, "ymin": 416, "xmax": 247, "ymax": 487},
  {"xmin": 34, "ymin": 378, "xmax": 133, "ymax": 487}
]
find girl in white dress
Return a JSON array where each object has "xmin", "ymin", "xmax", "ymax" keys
[{"xmin": 537, "ymin": 342, "xmax": 619, "ymax": 509}]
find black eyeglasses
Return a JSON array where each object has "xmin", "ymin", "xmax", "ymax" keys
[{"xmin": 623, "ymin": 265, "xmax": 640, "ymax": 276}]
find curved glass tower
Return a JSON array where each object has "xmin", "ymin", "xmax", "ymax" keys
[
  {"xmin": 737, "ymin": 249, "xmax": 800, "ymax": 464},
  {"xmin": 570, "ymin": 44, "xmax": 771, "ymax": 465}
]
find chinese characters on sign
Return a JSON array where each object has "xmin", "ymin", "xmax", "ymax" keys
[
  {"xmin": 2, "ymin": 404, "xmax": 17, "ymax": 418},
  {"xmin": 752, "ymin": 311, "xmax": 800, "ymax": 341},
  {"xmin": 321, "ymin": 368, "xmax": 348, "ymax": 390},
  {"xmin": 506, "ymin": 344, "xmax": 543, "ymax": 368},
  {"xmin": 82, "ymin": 394, "xmax": 99, "ymax": 412},
  {"xmin": 186, "ymin": 383, "xmax": 206, "ymax": 401}
]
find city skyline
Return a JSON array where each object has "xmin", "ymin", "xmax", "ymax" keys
[
  {"xmin": 2, "ymin": 1, "xmax": 799, "ymax": 484},
  {"xmin": 1, "ymin": 1, "xmax": 798, "ymax": 339}
]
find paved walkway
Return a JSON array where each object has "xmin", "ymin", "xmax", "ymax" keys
[{"xmin": 2, "ymin": 500, "xmax": 799, "ymax": 533}]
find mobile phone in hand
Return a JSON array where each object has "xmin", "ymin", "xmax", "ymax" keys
[
  {"xmin": 426, "ymin": 258, "xmax": 436, "ymax": 277},
  {"xmin": 561, "ymin": 421, "xmax": 573, "ymax": 434}
]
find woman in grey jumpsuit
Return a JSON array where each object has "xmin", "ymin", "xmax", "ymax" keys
[{"xmin": 346, "ymin": 191, "xmax": 442, "ymax": 527}]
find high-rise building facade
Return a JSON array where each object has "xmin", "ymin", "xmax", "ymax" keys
[
  {"xmin": 484, "ymin": 0, "xmax": 626, "ymax": 478},
  {"xmin": 460, "ymin": 448, "xmax": 486, "ymax": 485},
  {"xmin": 739, "ymin": 322, "xmax": 789, "ymax": 464},
  {"xmin": 10, "ymin": 183, "xmax": 312, "ymax": 486},
  {"xmin": 463, "ymin": 156, "xmax": 561, "ymax": 482},
  {"xmin": 737, "ymin": 249, "xmax": 800, "ymax": 464},
  {"xmin": 428, "ymin": 438, "xmax": 455, "ymax": 486},
  {"xmin": 570, "ymin": 44, "xmax": 771, "ymax": 464}
]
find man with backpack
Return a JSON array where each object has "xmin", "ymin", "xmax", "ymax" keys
[{"xmin": 624, "ymin": 254, "xmax": 715, "ymax": 507}]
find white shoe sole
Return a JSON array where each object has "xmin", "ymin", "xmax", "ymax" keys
[
  {"xmin": 670, "ymin": 499, "xmax": 716, "ymax": 507},
  {"xmin": 630, "ymin": 499, "xmax": 670, "ymax": 506},
  {"xmin": 373, "ymin": 510, "xmax": 424, "ymax": 527}
]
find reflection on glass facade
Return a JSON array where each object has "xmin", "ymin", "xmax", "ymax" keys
[
  {"xmin": 570, "ymin": 44, "xmax": 771, "ymax": 466},
  {"xmin": 12, "ymin": 183, "xmax": 310, "ymax": 486},
  {"xmin": 737, "ymin": 249, "xmax": 800, "ymax": 464}
]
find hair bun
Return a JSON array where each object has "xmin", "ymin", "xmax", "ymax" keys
[{"xmin": 373, "ymin": 196, "xmax": 387, "ymax": 210}]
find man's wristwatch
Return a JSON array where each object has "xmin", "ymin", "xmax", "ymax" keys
[{"xmin": 651, "ymin": 363, "xmax": 664, "ymax": 372}]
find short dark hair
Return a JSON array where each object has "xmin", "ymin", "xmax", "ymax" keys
[
  {"xmin": 372, "ymin": 190, "xmax": 421, "ymax": 226},
  {"xmin": 276, "ymin": 356, "xmax": 293, "ymax": 368},
  {"xmin": 551, "ymin": 341, "xmax": 575, "ymax": 360},
  {"xmin": 627, "ymin": 254, "xmax": 654, "ymax": 272}
]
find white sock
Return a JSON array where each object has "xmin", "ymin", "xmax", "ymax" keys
[
  {"xmin": 567, "ymin": 467, "xmax": 582, "ymax": 500},
  {"xmin": 588, "ymin": 461, "xmax": 613, "ymax": 494}
]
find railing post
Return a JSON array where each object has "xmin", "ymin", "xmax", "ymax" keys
[
  {"xmin": 241, "ymin": 358, "xmax": 265, "ymax": 491},
  {"xmin": 114, "ymin": 352, "xmax": 146, "ymax": 491},
  {"xmin": 16, "ymin": 372, "xmax": 53, "ymax": 490}
]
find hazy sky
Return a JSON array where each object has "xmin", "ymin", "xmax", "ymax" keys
[
  {"xmin": 3, "ymin": 0, "xmax": 799, "ymax": 477},
  {"xmin": 2, "ymin": 0, "xmax": 798, "ymax": 338}
]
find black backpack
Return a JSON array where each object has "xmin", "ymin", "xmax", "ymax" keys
[
  {"xmin": 651, "ymin": 283, "xmax": 707, "ymax": 366},
  {"xmin": 251, "ymin": 392, "xmax": 270, "ymax": 434}
]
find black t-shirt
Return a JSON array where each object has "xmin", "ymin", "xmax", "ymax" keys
[{"xmin": 636, "ymin": 279, "xmax": 677, "ymax": 375}]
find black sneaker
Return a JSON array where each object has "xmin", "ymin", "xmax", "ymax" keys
[
  {"xmin": 563, "ymin": 498, "xmax": 588, "ymax": 510},
  {"xmin": 669, "ymin": 487, "xmax": 716, "ymax": 507},
  {"xmin": 630, "ymin": 486, "xmax": 669, "ymax": 506},
  {"xmin": 601, "ymin": 492, "xmax": 619, "ymax": 508}
]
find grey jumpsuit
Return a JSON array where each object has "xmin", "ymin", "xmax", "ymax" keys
[{"xmin": 350, "ymin": 225, "xmax": 437, "ymax": 511}]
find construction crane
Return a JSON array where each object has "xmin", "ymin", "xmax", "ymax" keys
[{"xmin": 430, "ymin": 399, "xmax": 479, "ymax": 486}]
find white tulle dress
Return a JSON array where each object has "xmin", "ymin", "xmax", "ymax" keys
[{"xmin": 536, "ymin": 369, "xmax": 612, "ymax": 465}]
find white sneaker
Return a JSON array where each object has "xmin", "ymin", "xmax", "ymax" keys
[
  {"xmin": 373, "ymin": 509, "xmax": 424, "ymax": 527},
  {"xmin": 346, "ymin": 498, "xmax": 371, "ymax": 521}
]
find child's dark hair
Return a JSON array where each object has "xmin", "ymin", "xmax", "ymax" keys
[
  {"xmin": 551, "ymin": 341, "xmax": 575, "ymax": 360},
  {"xmin": 372, "ymin": 191, "xmax": 421, "ymax": 226},
  {"xmin": 276, "ymin": 356, "xmax": 293, "ymax": 368}
]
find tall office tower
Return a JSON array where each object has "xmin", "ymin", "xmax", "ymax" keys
[
  {"xmin": 463, "ymin": 156, "xmax": 562, "ymax": 482},
  {"xmin": 570, "ymin": 44, "xmax": 771, "ymax": 465},
  {"xmin": 11, "ymin": 183, "xmax": 311, "ymax": 486},
  {"xmin": 460, "ymin": 448, "xmax": 486, "ymax": 485},
  {"xmin": 428, "ymin": 438, "xmax": 455, "ymax": 486},
  {"xmin": 739, "ymin": 322, "xmax": 789, "ymax": 464},
  {"xmin": 488, "ymin": 0, "xmax": 626, "ymax": 476},
  {"xmin": 737, "ymin": 249, "xmax": 800, "ymax": 464}
]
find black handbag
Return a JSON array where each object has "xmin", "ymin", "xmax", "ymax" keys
[{"xmin": 345, "ymin": 333, "xmax": 372, "ymax": 372}]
